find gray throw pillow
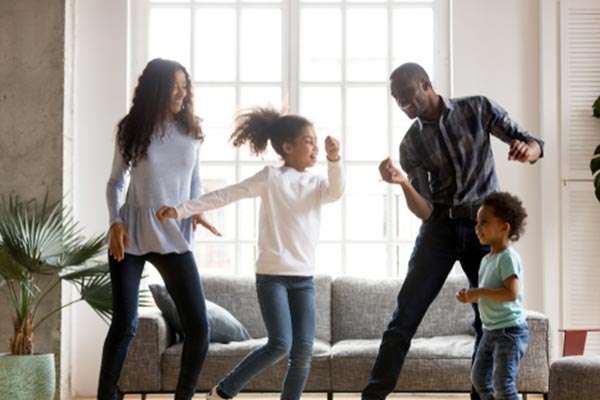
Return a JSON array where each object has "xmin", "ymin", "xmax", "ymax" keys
[{"xmin": 149, "ymin": 284, "xmax": 251, "ymax": 343}]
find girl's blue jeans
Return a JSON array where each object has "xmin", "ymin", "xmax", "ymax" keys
[
  {"xmin": 218, "ymin": 274, "xmax": 316, "ymax": 400},
  {"xmin": 97, "ymin": 251, "xmax": 209, "ymax": 400},
  {"xmin": 471, "ymin": 322, "xmax": 529, "ymax": 400}
]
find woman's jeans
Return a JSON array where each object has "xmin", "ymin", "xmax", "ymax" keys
[
  {"xmin": 97, "ymin": 251, "xmax": 209, "ymax": 400},
  {"xmin": 472, "ymin": 323, "xmax": 529, "ymax": 400},
  {"xmin": 218, "ymin": 274, "xmax": 316, "ymax": 400}
]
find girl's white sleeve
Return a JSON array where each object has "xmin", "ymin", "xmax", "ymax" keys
[
  {"xmin": 175, "ymin": 166, "xmax": 269, "ymax": 219},
  {"xmin": 319, "ymin": 159, "xmax": 345, "ymax": 204},
  {"xmin": 105, "ymin": 141, "xmax": 130, "ymax": 225}
]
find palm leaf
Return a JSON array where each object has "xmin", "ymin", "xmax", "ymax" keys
[
  {"xmin": 77, "ymin": 274, "xmax": 113, "ymax": 323},
  {"xmin": 60, "ymin": 262, "xmax": 109, "ymax": 281},
  {"xmin": 58, "ymin": 235, "xmax": 106, "ymax": 268},
  {"xmin": 0, "ymin": 245, "xmax": 29, "ymax": 281}
]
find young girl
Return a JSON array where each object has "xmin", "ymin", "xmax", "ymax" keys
[
  {"xmin": 100, "ymin": 58, "xmax": 219, "ymax": 400},
  {"xmin": 157, "ymin": 107, "xmax": 344, "ymax": 400},
  {"xmin": 456, "ymin": 191, "xmax": 529, "ymax": 400}
]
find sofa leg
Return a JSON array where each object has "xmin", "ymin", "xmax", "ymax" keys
[
  {"xmin": 521, "ymin": 393, "xmax": 527, "ymax": 400},
  {"xmin": 327, "ymin": 391, "xmax": 333, "ymax": 400},
  {"xmin": 543, "ymin": 393, "xmax": 548, "ymax": 400},
  {"xmin": 141, "ymin": 394, "xmax": 147, "ymax": 400}
]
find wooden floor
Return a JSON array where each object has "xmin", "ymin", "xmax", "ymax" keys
[{"xmin": 76, "ymin": 394, "xmax": 544, "ymax": 399}]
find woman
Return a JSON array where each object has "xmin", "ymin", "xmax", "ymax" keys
[{"xmin": 98, "ymin": 58, "xmax": 219, "ymax": 400}]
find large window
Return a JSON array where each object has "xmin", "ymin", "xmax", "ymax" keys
[{"xmin": 131, "ymin": 0, "xmax": 449, "ymax": 277}]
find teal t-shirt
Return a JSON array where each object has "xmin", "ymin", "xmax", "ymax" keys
[{"xmin": 478, "ymin": 246, "xmax": 526, "ymax": 330}]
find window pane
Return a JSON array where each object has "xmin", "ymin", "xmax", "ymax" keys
[
  {"xmin": 196, "ymin": 166, "xmax": 236, "ymax": 240},
  {"xmin": 346, "ymin": 8, "xmax": 387, "ymax": 81},
  {"xmin": 240, "ymin": 9, "xmax": 282, "ymax": 82},
  {"xmin": 392, "ymin": 8, "xmax": 433, "ymax": 80},
  {"xmin": 396, "ymin": 191, "xmax": 422, "ymax": 241},
  {"xmin": 238, "ymin": 86, "xmax": 283, "ymax": 161},
  {"xmin": 395, "ymin": 242, "xmax": 415, "ymax": 277},
  {"xmin": 238, "ymin": 165, "xmax": 268, "ymax": 240},
  {"xmin": 194, "ymin": 9, "xmax": 236, "ymax": 81},
  {"xmin": 316, "ymin": 244, "xmax": 342, "ymax": 276},
  {"xmin": 240, "ymin": 86, "xmax": 282, "ymax": 110},
  {"xmin": 312, "ymin": 164, "xmax": 342, "ymax": 240},
  {"xmin": 346, "ymin": 86, "xmax": 388, "ymax": 161},
  {"xmin": 149, "ymin": 8, "xmax": 191, "ymax": 69},
  {"xmin": 345, "ymin": 165, "xmax": 387, "ymax": 240},
  {"xmin": 194, "ymin": 243, "xmax": 235, "ymax": 273},
  {"xmin": 300, "ymin": 87, "xmax": 341, "ymax": 138},
  {"xmin": 346, "ymin": 244, "xmax": 388, "ymax": 277},
  {"xmin": 300, "ymin": 8, "xmax": 341, "ymax": 82},
  {"xmin": 196, "ymin": 86, "xmax": 236, "ymax": 161},
  {"xmin": 239, "ymin": 244, "xmax": 258, "ymax": 275}
]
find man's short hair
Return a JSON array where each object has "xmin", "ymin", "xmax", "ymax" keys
[{"xmin": 390, "ymin": 63, "xmax": 430, "ymax": 83}]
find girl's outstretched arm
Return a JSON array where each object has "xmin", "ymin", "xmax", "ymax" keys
[{"xmin": 161, "ymin": 167, "xmax": 269, "ymax": 220}]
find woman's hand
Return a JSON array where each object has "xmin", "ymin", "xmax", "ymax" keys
[
  {"xmin": 109, "ymin": 222, "xmax": 130, "ymax": 262},
  {"xmin": 325, "ymin": 136, "xmax": 341, "ymax": 161},
  {"xmin": 193, "ymin": 213, "xmax": 222, "ymax": 237}
]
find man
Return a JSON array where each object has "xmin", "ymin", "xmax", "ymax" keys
[{"xmin": 362, "ymin": 62, "xmax": 544, "ymax": 400}]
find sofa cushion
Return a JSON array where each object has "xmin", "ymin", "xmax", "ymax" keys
[
  {"xmin": 331, "ymin": 275, "xmax": 474, "ymax": 342},
  {"xmin": 201, "ymin": 274, "xmax": 332, "ymax": 342},
  {"xmin": 330, "ymin": 335, "xmax": 474, "ymax": 391},
  {"xmin": 162, "ymin": 338, "xmax": 332, "ymax": 391},
  {"xmin": 149, "ymin": 284, "xmax": 251, "ymax": 343}
]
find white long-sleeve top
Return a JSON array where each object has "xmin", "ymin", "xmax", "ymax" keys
[{"xmin": 176, "ymin": 160, "xmax": 345, "ymax": 276}]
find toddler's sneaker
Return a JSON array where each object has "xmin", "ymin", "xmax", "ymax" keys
[{"xmin": 206, "ymin": 385, "xmax": 228, "ymax": 400}]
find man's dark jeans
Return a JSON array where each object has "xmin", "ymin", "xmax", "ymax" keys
[
  {"xmin": 98, "ymin": 251, "xmax": 209, "ymax": 400},
  {"xmin": 362, "ymin": 218, "xmax": 489, "ymax": 400}
]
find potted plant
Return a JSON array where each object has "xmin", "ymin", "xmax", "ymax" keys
[
  {"xmin": 0, "ymin": 195, "xmax": 112, "ymax": 400},
  {"xmin": 592, "ymin": 96, "xmax": 600, "ymax": 202}
]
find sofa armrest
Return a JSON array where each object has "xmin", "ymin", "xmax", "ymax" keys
[
  {"xmin": 120, "ymin": 308, "xmax": 175, "ymax": 393},
  {"xmin": 517, "ymin": 310, "xmax": 551, "ymax": 393}
]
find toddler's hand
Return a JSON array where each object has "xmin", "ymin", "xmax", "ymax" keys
[
  {"xmin": 325, "ymin": 135, "xmax": 340, "ymax": 161},
  {"xmin": 456, "ymin": 288, "xmax": 468, "ymax": 303},
  {"xmin": 156, "ymin": 206, "xmax": 178, "ymax": 223}
]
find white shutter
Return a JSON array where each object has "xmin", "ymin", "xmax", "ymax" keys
[
  {"xmin": 560, "ymin": 0, "xmax": 600, "ymax": 180},
  {"xmin": 562, "ymin": 182, "xmax": 600, "ymax": 354},
  {"xmin": 560, "ymin": 0, "xmax": 600, "ymax": 355}
]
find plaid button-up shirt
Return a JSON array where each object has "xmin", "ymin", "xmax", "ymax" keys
[{"xmin": 399, "ymin": 95, "xmax": 544, "ymax": 208}]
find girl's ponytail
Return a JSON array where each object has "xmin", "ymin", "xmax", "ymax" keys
[
  {"xmin": 230, "ymin": 106, "xmax": 312, "ymax": 158},
  {"xmin": 230, "ymin": 107, "xmax": 280, "ymax": 156}
]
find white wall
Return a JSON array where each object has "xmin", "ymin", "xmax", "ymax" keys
[
  {"xmin": 452, "ymin": 0, "xmax": 544, "ymax": 313},
  {"xmin": 72, "ymin": 0, "xmax": 129, "ymax": 395},
  {"xmin": 70, "ymin": 0, "xmax": 559, "ymax": 395}
]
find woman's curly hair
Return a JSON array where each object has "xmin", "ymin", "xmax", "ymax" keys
[
  {"xmin": 481, "ymin": 191, "xmax": 528, "ymax": 242},
  {"xmin": 230, "ymin": 106, "xmax": 311, "ymax": 158},
  {"xmin": 116, "ymin": 58, "xmax": 203, "ymax": 166}
]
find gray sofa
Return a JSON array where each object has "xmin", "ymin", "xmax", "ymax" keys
[{"xmin": 120, "ymin": 274, "xmax": 550, "ymax": 399}]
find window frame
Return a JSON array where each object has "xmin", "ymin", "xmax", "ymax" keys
[{"xmin": 129, "ymin": 0, "xmax": 450, "ymax": 277}]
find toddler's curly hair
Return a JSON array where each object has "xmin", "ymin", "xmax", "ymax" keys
[{"xmin": 481, "ymin": 191, "xmax": 527, "ymax": 242}]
